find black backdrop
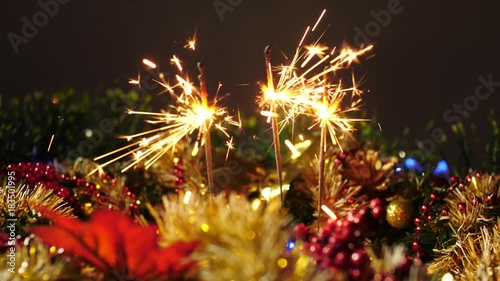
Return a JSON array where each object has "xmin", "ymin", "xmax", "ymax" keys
[{"xmin": 1, "ymin": 0, "xmax": 500, "ymax": 166}]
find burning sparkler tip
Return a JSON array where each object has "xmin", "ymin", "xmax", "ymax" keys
[{"xmin": 265, "ymin": 45, "xmax": 272, "ymax": 56}]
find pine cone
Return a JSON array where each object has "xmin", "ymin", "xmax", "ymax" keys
[
  {"xmin": 284, "ymin": 176, "xmax": 316, "ymax": 226},
  {"xmin": 338, "ymin": 150, "xmax": 397, "ymax": 193}
]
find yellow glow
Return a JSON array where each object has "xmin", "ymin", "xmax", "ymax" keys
[
  {"xmin": 185, "ymin": 39, "xmax": 196, "ymax": 50},
  {"xmin": 277, "ymin": 258, "xmax": 288, "ymax": 268},
  {"xmin": 193, "ymin": 104, "xmax": 214, "ymax": 127},
  {"xmin": 316, "ymin": 104, "xmax": 330, "ymax": 120},
  {"xmin": 284, "ymin": 139, "xmax": 301, "ymax": 159},
  {"xmin": 191, "ymin": 141, "xmax": 199, "ymax": 156},
  {"xmin": 225, "ymin": 137, "xmax": 235, "ymax": 162},
  {"xmin": 170, "ymin": 55, "xmax": 183, "ymax": 71},
  {"xmin": 142, "ymin": 59, "xmax": 156, "ymax": 69},
  {"xmin": 302, "ymin": 44, "xmax": 329, "ymax": 68},
  {"xmin": 184, "ymin": 30, "xmax": 197, "ymax": 50},
  {"xmin": 262, "ymin": 85, "xmax": 288, "ymax": 102},
  {"xmin": 186, "ymin": 40, "xmax": 196, "ymax": 50},
  {"xmin": 321, "ymin": 205, "xmax": 337, "ymax": 220},
  {"xmin": 201, "ymin": 223, "xmax": 210, "ymax": 232},
  {"xmin": 183, "ymin": 191, "xmax": 192, "ymax": 204},
  {"xmin": 260, "ymin": 110, "xmax": 279, "ymax": 118},
  {"xmin": 472, "ymin": 177, "xmax": 478, "ymax": 190},
  {"xmin": 442, "ymin": 273, "xmax": 454, "ymax": 281},
  {"xmin": 261, "ymin": 187, "xmax": 271, "ymax": 200},
  {"xmin": 251, "ymin": 198, "xmax": 261, "ymax": 210},
  {"xmin": 261, "ymin": 185, "xmax": 290, "ymax": 201}
]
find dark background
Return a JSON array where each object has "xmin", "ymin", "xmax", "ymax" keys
[{"xmin": 1, "ymin": 0, "xmax": 499, "ymax": 165}]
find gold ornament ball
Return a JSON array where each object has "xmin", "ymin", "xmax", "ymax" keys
[
  {"xmin": 386, "ymin": 199, "xmax": 414, "ymax": 229},
  {"xmin": 82, "ymin": 201, "xmax": 95, "ymax": 216}
]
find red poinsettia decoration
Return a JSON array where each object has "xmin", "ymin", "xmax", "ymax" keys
[{"xmin": 29, "ymin": 209, "xmax": 198, "ymax": 281}]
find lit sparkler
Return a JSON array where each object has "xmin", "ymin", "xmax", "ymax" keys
[
  {"xmin": 92, "ymin": 58, "xmax": 238, "ymax": 196},
  {"xmin": 258, "ymin": 9, "xmax": 372, "ymax": 216},
  {"xmin": 262, "ymin": 45, "xmax": 285, "ymax": 207}
]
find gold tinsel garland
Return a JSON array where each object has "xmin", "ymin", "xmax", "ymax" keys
[
  {"xmin": 461, "ymin": 221, "xmax": 500, "ymax": 280},
  {"xmin": 69, "ymin": 158, "xmax": 137, "ymax": 214},
  {"xmin": 430, "ymin": 174, "xmax": 500, "ymax": 280},
  {"xmin": 0, "ymin": 236, "xmax": 65, "ymax": 281},
  {"xmin": 311, "ymin": 149, "xmax": 396, "ymax": 222},
  {"xmin": 149, "ymin": 143, "xmax": 207, "ymax": 192},
  {"xmin": 155, "ymin": 191, "xmax": 330, "ymax": 281},
  {"xmin": 0, "ymin": 182, "xmax": 73, "ymax": 228},
  {"xmin": 368, "ymin": 244, "xmax": 426, "ymax": 280}
]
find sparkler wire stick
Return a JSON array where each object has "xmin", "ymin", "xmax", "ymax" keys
[
  {"xmin": 265, "ymin": 45, "xmax": 284, "ymax": 207},
  {"xmin": 317, "ymin": 69, "xmax": 329, "ymax": 229},
  {"xmin": 197, "ymin": 62, "xmax": 216, "ymax": 196}
]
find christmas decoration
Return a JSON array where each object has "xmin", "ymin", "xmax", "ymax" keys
[
  {"xmin": 0, "ymin": 180, "xmax": 73, "ymax": 238},
  {"xmin": 29, "ymin": 208, "xmax": 198, "ymax": 281},
  {"xmin": 386, "ymin": 198, "xmax": 415, "ymax": 229},
  {"xmin": 337, "ymin": 150, "xmax": 398, "ymax": 194},
  {"xmin": 429, "ymin": 174, "xmax": 500, "ymax": 279},
  {"xmin": 296, "ymin": 201, "xmax": 419, "ymax": 280},
  {"xmin": 92, "ymin": 58, "xmax": 239, "ymax": 197},
  {"xmin": 0, "ymin": 236, "xmax": 65, "ymax": 281},
  {"xmin": 1, "ymin": 9, "xmax": 500, "ymax": 281},
  {"xmin": 1, "ymin": 162, "xmax": 79, "ymax": 208},
  {"xmin": 257, "ymin": 10, "xmax": 372, "ymax": 206},
  {"xmin": 284, "ymin": 176, "xmax": 317, "ymax": 226},
  {"xmin": 156, "ymin": 191, "xmax": 329, "ymax": 280}
]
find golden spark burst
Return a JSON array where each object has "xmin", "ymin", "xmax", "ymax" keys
[
  {"xmin": 93, "ymin": 58, "xmax": 238, "ymax": 179},
  {"xmin": 257, "ymin": 24, "xmax": 372, "ymax": 136},
  {"xmin": 170, "ymin": 55, "xmax": 183, "ymax": 71},
  {"xmin": 225, "ymin": 137, "xmax": 235, "ymax": 163},
  {"xmin": 184, "ymin": 31, "xmax": 197, "ymax": 51},
  {"xmin": 307, "ymin": 80, "xmax": 369, "ymax": 150},
  {"xmin": 257, "ymin": 9, "xmax": 372, "ymax": 218}
]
